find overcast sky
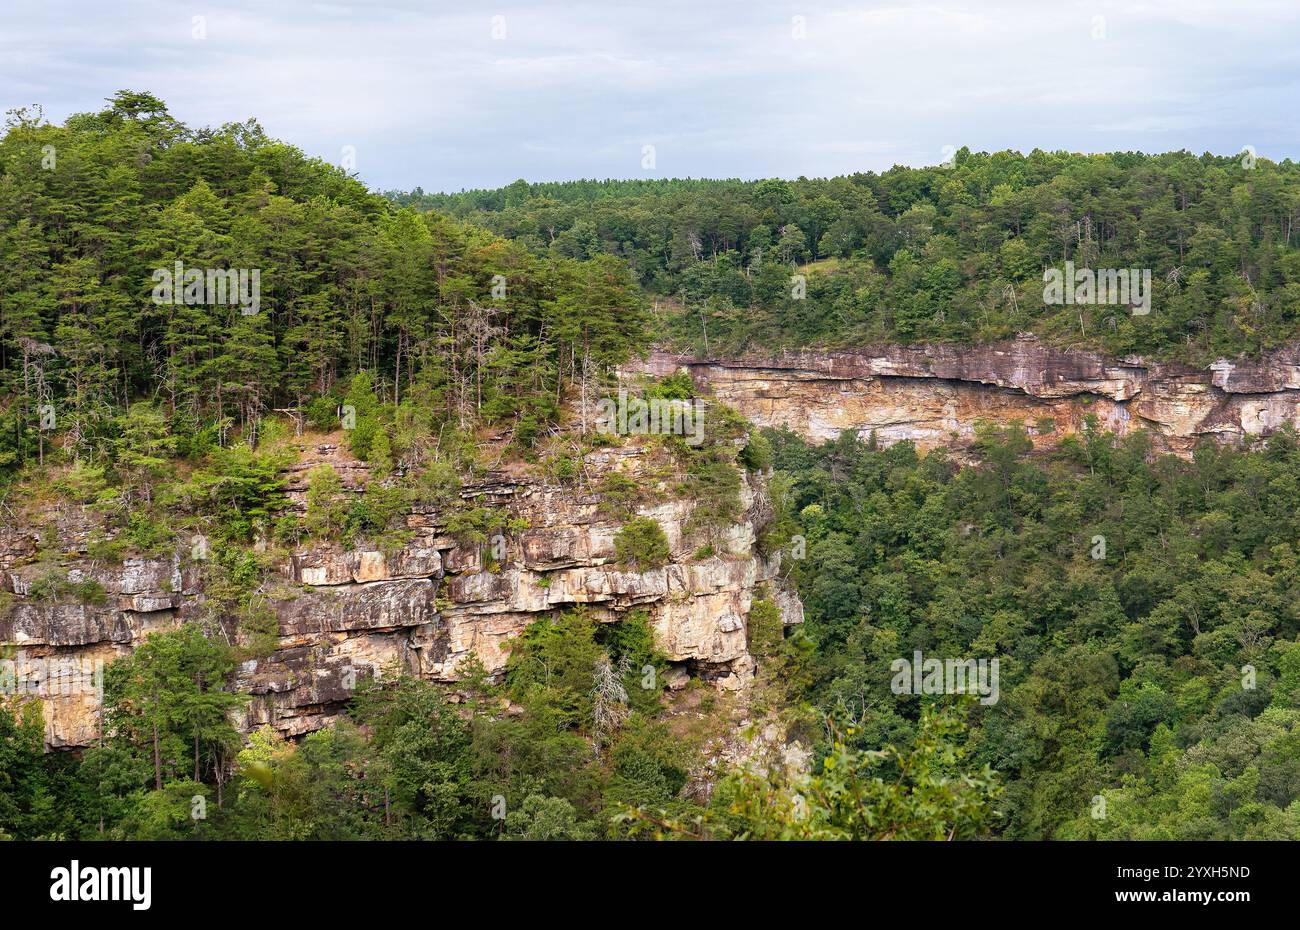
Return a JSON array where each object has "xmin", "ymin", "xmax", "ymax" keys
[{"xmin": 3, "ymin": 0, "xmax": 1298, "ymax": 192}]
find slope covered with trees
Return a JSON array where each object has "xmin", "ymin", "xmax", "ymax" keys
[
  {"xmin": 0, "ymin": 91, "xmax": 646, "ymax": 483},
  {"xmin": 400, "ymin": 151, "xmax": 1300, "ymax": 363},
  {"xmin": 761, "ymin": 421, "xmax": 1300, "ymax": 839},
  {"xmin": 3, "ymin": 95, "xmax": 1298, "ymax": 842}
]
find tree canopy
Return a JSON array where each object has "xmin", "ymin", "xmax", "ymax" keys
[{"xmin": 399, "ymin": 149, "xmax": 1300, "ymax": 362}]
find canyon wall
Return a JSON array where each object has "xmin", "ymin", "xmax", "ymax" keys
[
  {"xmin": 629, "ymin": 337, "xmax": 1300, "ymax": 456},
  {"xmin": 1, "ymin": 444, "xmax": 801, "ymax": 748},
  {"xmin": 17, "ymin": 335, "xmax": 1287, "ymax": 749}
]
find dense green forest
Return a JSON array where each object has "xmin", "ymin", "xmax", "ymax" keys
[
  {"xmin": 396, "ymin": 151, "xmax": 1300, "ymax": 362},
  {"xmin": 0, "ymin": 90, "xmax": 646, "ymax": 482},
  {"xmin": 766, "ymin": 422, "xmax": 1300, "ymax": 840},
  {"xmin": 2, "ymin": 94, "xmax": 1298, "ymax": 841}
]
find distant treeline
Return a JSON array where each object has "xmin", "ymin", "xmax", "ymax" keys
[{"xmin": 392, "ymin": 150, "xmax": 1300, "ymax": 362}]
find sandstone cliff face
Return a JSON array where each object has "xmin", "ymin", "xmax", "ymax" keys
[
  {"xmin": 1, "ymin": 445, "xmax": 800, "ymax": 748},
  {"xmin": 628, "ymin": 337, "xmax": 1300, "ymax": 456}
]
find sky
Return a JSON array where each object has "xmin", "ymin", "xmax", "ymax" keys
[{"xmin": 3, "ymin": 0, "xmax": 1299, "ymax": 193}]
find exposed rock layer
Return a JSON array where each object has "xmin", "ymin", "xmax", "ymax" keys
[
  {"xmin": 629, "ymin": 337, "xmax": 1300, "ymax": 456},
  {"xmin": 1, "ymin": 446, "xmax": 800, "ymax": 748}
]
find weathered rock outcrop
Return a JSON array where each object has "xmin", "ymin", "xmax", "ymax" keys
[
  {"xmin": 629, "ymin": 337, "xmax": 1300, "ymax": 456},
  {"xmin": 1, "ymin": 445, "xmax": 800, "ymax": 747}
]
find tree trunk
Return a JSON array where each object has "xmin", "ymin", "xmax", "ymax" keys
[{"xmin": 152, "ymin": 718, "xmax": 162, "ymax": 790}]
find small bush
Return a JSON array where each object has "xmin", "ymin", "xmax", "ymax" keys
[
  {"xmin": 29, "ymin": 571, "xmax": 109, "ymax": 606},
  {"xmin": 124, "ymin": 511, "xmax": 175, "ymax": 555},
  {"xmin": 614, "ymin": 517, "xmax": 670, "ymax": 569},
  {"xmin": 746, "ymin": 598, "xmax": 784, "ymax": 657},
  {"xmin": 346, "ymin": 482, "xmax": 412, "ymax": 547},
  {"xmin": 549, "ymin": 455, "xmax": 578, "ymax": 482},
  {"xmin": 413, "ymin": 461, "xmax": 461, "ymax": 506},
  {"xmin": 306, "ymin": 394, "xmax": 341, "ymax": 432},
  {"xmin": 644, "ymin": 371, "xmax": 695, "ymax": 400},
  {"xmin": 303, "ymin": 465, "xmax": 348, "ymax": 539},
  {"xmin": 596, "ymin": 472, "xmax": 641, "ymax": 517},
  {"xmin": 739, "ymin": 431, "xmax": 773, "ymax": 471},
  {"xmin": 445, "ymin": 506, "xmax": 527, "ymax": 545}
]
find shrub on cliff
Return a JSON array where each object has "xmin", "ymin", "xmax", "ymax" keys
[
  {"xmin": 739, "ymin": 430, "xmax": 773, "ymax": 472},
  {"xmin": 644, "ymin": 371, "xmax": 694, "ymax": 400},
  {"xmin": 746, "ymin": 598, "xmax": 783, "ymax": 657},
  {"xmin": 303, "ymin": 465, "xmax": 348, "ymax": 539},
  {"xmin": 683, "ymin": 459, "xmax": 743, "ymax": 538},
  {"xmin": 615, "ymin": 517, "xmax": 671, "ymax": 569},
  {"xmin": 28, "ymin": 570, "xmax": 108, "ymax": 605},
  {"xmin": 180, "ymin": 444, "xmax": 289, "ymax": 542}
]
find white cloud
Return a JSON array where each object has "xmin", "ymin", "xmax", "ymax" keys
[{"xmin": 1, "ymin": 0, "xmax": 1297, "ymax": 190}]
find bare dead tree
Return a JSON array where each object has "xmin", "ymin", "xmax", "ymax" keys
[
  {"xmin": 18, "ymin": 337, "xmax": 56, "ymax": 465},
  {"xmin": 590, "ymin": 652, "xmax": 630, "ymax": 750},
  {"xmin": 464, "ymin": 300, "xmax": 504, "ymax": 416}
]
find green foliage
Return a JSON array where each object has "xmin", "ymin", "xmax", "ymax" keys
[
  {"xmin": 303, "ymin": 465, "xmax": 348, "ymax": 539},
  {"xmin": 18, "ymin": 93, "xmax": 1300, "ymax": 844},
  {"xmin": 505, "ymin": 611, "xmax": 607, "ymax": 728},
  {"xmin": 644, "ymin": 371, "xmax": 695, "ymax": 400},
  {"xmin": 764, "ymin": 422, "xmax": 1300, "ymax": 839},
  {"xmin": 0, "ymin": 702, "xmax": 54, "ymax": 839},
  {"xmin": 365, "ymin": 482, "xmax": 413, "ymax": 538},
  {"xmin": 502, "ymin": 794, "xmax": 595, "ymax": 840},
  {"xmin": 121, "ymin": 511, "xmax": 176, "ymax": 556},
  {"xmin": 50, "ymin": 462, "xmax": 111, "ymax": 504},
  {"xmin": 343, "ymin": 371, "xmax": 380, "ymax": 460},
  {"xmin": 595, "ymin": 471, "xmax": 642, "ymax": 517},
  {"xmin": 117, "ymin": 780, "xmax": 212, "ymax": 840},
  {"xmin": 602, "ymin": 611, "xmax": 669, "ymax": 715},
  {"xmin": 738, "ymin": 430, "xmax": 773, "ymax": 471},
  {"xmin": 444, "ymin": 506, "xmax": 525, "ymax": 545},
  {"xmin": 305, "ymin": 394, "xmax": 341, "ymax": 432},
  {"xmin": 0, "ymin": 92, "xmax": 647, "ymax": 477},
  {"xmin": 602, "ymin": 715, "xmax": 694, "ymax": 833},
  {"xmin": 614, "ymin": 517, "xmax": 671, "ymax": 569},
  {"xmin": 662, "ymin": 403, "xmax": 749, "ymax": 540},
  {"xmin": 684, "ymin": 458, "xmax": 743, "ymax": 537},
  {"xmin": 412, "ymin": 461, "xmax": 461, "ymax": 505},
  {"xmin": 110, "ymin": 401, "xmax": 178, "ymax": 502},
  {"xmin": 410, "ymin": 151, "xmax": 1300, "ymax": 363},
  {"xmin": 230, "ymin": 723, "xmax": 382, "ymax": 840},
  {"xmin": 621, "ymin": 703, "xmax": 999, "ymax": 840},
  {"xmin": 351, "ymin": 677, "xmax": 478, "ymax": 839},
  {"xmin": 101, "ymin": 625, "xmax": 245, "ymax": 803},
  {"xmin": 27, "ymin": 570, "xmax": 108, "ymax": 605},
  {"xmin": 181, "ymin": 444, "xmax": 288, "ymax": 542},
  {"xmin": 747, "ymin": 597, "xmax": 784, "ymax": 657}
]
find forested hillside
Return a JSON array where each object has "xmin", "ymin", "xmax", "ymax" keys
[
  {"xmin": 762, "ymin": 422, "xmax": 1300, "ymax": 839},
  {"xmin": 2, "ymin": 94, "xmax": 1299, "ymax": 842},
  {"xmin": 0, "ymin": 91, "xmax": 646, "ymax": 482},
  {"xmin": 400, "ymin": 151, "xmax": 1300, "ymax": 362}
]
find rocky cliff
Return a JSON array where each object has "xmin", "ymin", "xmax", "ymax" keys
[
  {"xmin": 630, "ymin": 337, "xmax": 1300, "ymax": 456},
  {"xmin": 1, "ymin": 443, "xmax": 801, "ymax": 748}
]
